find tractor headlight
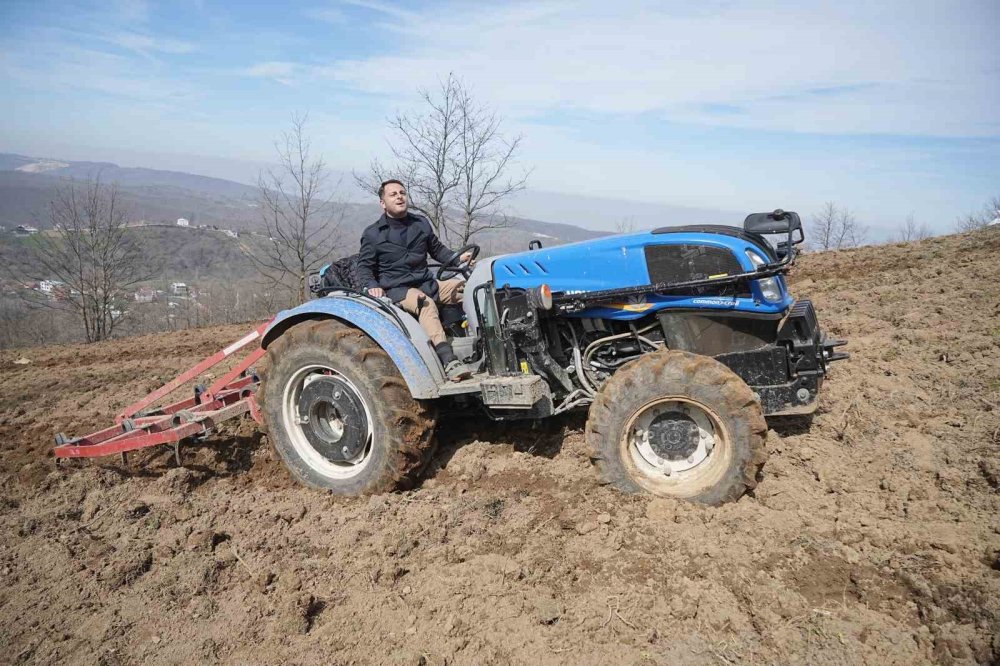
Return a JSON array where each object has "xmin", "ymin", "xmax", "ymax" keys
[
  {"xmin": 527, "ymin": 284, "xmax": 553, "ymax": 310},
  {"xmin": 744, "ymin": 250, "xmax": 782, "ymax": 302}
]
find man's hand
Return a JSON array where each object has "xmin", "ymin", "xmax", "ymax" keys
[
  {"xmin": 367, "ymin": 287, "xmax": 385, "ymax": 298},
  {"xmin": 459, "ymin": 250, "xmax": 476, "ymax": 267}
]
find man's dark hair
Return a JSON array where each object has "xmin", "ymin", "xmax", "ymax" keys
[{"xmin": 378, "ymin": 179, "xmax": 405, "ymax": 200}]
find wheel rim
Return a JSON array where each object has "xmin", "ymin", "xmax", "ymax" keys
[
  {"xmin": 620, "ymin": 397, "xmax": 732, "ymax": 496},
  {"xmin": 281, "ymin": 364, "xmax": 374, "ymax": 479}
]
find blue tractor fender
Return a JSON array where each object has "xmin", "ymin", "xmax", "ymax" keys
[{"xmin": 260, "ymin": 297, "xmax": 443, "ymax": 399}]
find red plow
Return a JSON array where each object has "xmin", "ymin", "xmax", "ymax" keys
[{"xmin": 54, "ymin": 321, "xmax": 272, "ymax": 465}]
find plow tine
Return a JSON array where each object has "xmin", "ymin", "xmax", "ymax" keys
[{"xmin": 54, "ymin": 402, "xmax": 254, "ymax": 459}]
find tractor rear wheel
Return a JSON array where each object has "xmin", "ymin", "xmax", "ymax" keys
[
  {"xmin": 261, "ymin": 319, "xmax": 437, "ymax": 494},
  {"xmin": 586, "ymin": 349, "xmax": 767, "ymax": 505}
]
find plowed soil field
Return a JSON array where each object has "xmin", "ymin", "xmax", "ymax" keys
[{"xmin": 2, "ymin": 230, "xmax": 998, "ymax": 665}]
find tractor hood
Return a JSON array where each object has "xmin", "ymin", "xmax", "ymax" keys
[{"xmin": 491, "ymin": 226, "xmax": 793, "ymax": 318}]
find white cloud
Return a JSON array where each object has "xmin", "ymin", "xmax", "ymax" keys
[
  {"xmin": 107, "ymin": 31, "xmax": 199, "ymax": 55},
  {"xmin": 305, "ymin": 7, "xmax": 348, "ymax": 23},
  {"xmin": 339, "ymin": 0, "xmax": 419, "ymax": 21},
  {"xmin": 242, "ymin": 61, "xmax": 299, "ymax": 85},
  {"xmin": 318, "ymin": 0, "xmax": 999, "ymax": 138},
  {"xmin": 111, "ymin": 0, "xmax": 151, "ymax": 24},
  {"xmin": 2, "ymin": 36, "xmax": 197, "ymax": 104}
]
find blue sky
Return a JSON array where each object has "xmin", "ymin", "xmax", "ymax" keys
[{"xmin": 2, "ymin": 0, "xmax": 998, "ymax": 236}]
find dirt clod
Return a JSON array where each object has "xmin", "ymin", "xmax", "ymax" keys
[{"xmin": 533, "ymin": 597, "xmax": 563, "ymax": 625}]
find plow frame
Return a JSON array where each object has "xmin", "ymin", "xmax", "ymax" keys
[{"xmin": 53, "ymin": 321, "xmax": 271, "ymax": 464}]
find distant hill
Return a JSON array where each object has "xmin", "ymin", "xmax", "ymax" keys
[
  {"xmin": 0, "ymin": 152, "xmax": 612, "ymax": 289},
  {"xmin": 0, "ymin": 153, "xmax": 607, "ymax": 255},
  {"xmin": 1, "ymin": 153, "xmax": 258, "ymax": 198}
]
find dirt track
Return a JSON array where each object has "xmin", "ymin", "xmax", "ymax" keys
[{"xmin": 2, "ymin": 230, "xmax": 998, "ymax": 665}]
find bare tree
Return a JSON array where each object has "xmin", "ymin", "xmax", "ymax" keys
[
  {"xmin": 357, "ymin": 74, "xmax": 528, "ymax": 245},
  {"xmin": 17, "ymin": 179, "xmax": 150, "ymax": 343},
  {"xmin": 248, "ymin": 114, "xmax": 342, "ymax": 305},
  {"xmin": 842, "ymin": 209, "xmax": 868, "ymax": 248},
  {"xmin": 811, "ymin": 202, "xmax": 837, "ymax": 250},
  {"xmin": 954, "ymin": 195, "xmax": 1000, "ymax": 232},
  {"xmin": 955, "ymin": 213, "xmax": 985, "ymax": 233},
  {"xmin": 615, "ymin": 216, "xmax": 637, "ymax": 234},
  {"xmin": 894, "ymin": 214, "xmax": 932, "ymax": 242},
  {"xmin": 810, "ymin": 202, "xmax": 867, "ymax": 250}
]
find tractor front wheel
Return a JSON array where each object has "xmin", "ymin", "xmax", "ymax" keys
[
  {"xmin": 586, "ymin": 350, "xmax": 767, "ymax": 505},
  {"xmin": 261, "ymin": 319, "xmax": 437, "ymax": 494}
]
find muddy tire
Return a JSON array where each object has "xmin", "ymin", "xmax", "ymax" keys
[
  {"xmin": 260, "ymin": 319, "xmax": 437, "ymax": 494},
  {"xmin": 586, "ymin": 349, "xmax": 767, "ymax": 505}
]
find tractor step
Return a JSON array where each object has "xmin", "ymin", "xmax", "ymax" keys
[
  {"xmin": 53, "ymin": 321, "xmax": 271, "ymax": 463},
  {"xmin": 437, "ymin": 372, "xmax": 489, "ymax": 396}
]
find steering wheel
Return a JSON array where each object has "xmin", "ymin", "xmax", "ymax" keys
[{"xmin": 436, "ymin": 243, "xmax": 480, "ymax": 280}]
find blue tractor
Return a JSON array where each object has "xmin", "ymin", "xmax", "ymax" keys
[{"xmin": 258, "ymin": 210, "xmax": 847, "ymax": 505}]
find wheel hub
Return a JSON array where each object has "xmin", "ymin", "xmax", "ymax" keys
[
  {"xmin": 631, "ymin": 401, "xmax": 716, "ymax": 475},
  {"xmin": 297, "ymin": 375, "xmax": 369, "ymax": 462},
  {"xmin": 646, "ymin": 411, "xmax": 700, "ymax": 461}
]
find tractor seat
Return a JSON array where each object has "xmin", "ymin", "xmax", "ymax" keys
[
  {"xmin": 320, "ymin": 254, "xmax": 468, "ymax": 339},
  {"xmin": 320, "ymin": 254, "xmax": 367, "ymax": 291}
]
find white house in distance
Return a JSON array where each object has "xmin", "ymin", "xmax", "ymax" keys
[
  {"xmin": 134, "ymin": 287, "xmax": 156, "ymax": 303},
  {"xmin": 38, "ymin": 279, "xmax": 62, "ymax": 294},
  {"xmin": 176, "ymin": 218, "xmax": 190, "ymax": 227},
  {"xmin": 170, "ymin": 282, "xmax": 189, "ymax": 296}
]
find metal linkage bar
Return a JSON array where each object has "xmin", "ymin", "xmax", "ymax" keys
[{"xmin": 116, "ymin": 321, "xmax": 270, "ymax": 423}]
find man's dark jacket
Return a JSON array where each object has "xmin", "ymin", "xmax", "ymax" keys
[{"xmin": 357, "ymin": 212, "xmax": 459, "ymax": 303}]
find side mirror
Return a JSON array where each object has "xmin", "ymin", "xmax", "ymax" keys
[
  {"xmin": 528, "ymin": 239, "xmax": 543, "ymax": 250},
  {"xmin": 744, "ymin": 209, "xmax": 802, "ymax": 235}
]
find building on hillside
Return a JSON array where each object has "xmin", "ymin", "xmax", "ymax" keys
[
  {"xmin": 134, "ymin": 287, "xmax": 156, "ymax": 303},
  {"xmin": 15, "ymin": 225, "xmax": 39, "ymax": 236},
  {"xmin": 170, "ymin": 282, "xmax": 189, "ymax": 296},
  {"xmin": 223, "ymin": 229, "xmax": 238, "ymax": 238},
  {"xmin": 37, "ymin": 279, "xmax": 63, "ymax": 294},
  {"xmin": 51, "ymin": 284, "xmax": 77, "ymax": 301},
  {"xmin": 176, "ymin": 218, "xmax": 190, "ymax": 227}
]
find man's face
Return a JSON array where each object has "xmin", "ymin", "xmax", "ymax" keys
[{"xmin": 381, "ymin": 183, "xmax": 408, "ymax": 218}]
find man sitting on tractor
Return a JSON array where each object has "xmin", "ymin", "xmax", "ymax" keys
[{"xmin": 358, "ymin": 179, "xmax": 475, "ymax": 381}]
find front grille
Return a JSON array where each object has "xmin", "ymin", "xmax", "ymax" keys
[
  {"xmin": 644, "ymin": 244, "xmax": 748, "ymax": 297},
  {"xmin": 644, "ymin": 244, "xmax": 744, "ymax": 284}
]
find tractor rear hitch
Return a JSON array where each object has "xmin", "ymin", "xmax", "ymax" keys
[{"xmin": 822, "ymin": 338, "xmax": 849, "ymax": 364}]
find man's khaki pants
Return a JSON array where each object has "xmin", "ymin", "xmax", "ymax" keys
[{"xmin": 397, "ymin": 279, "xmax": 464, "ymax": 346}]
